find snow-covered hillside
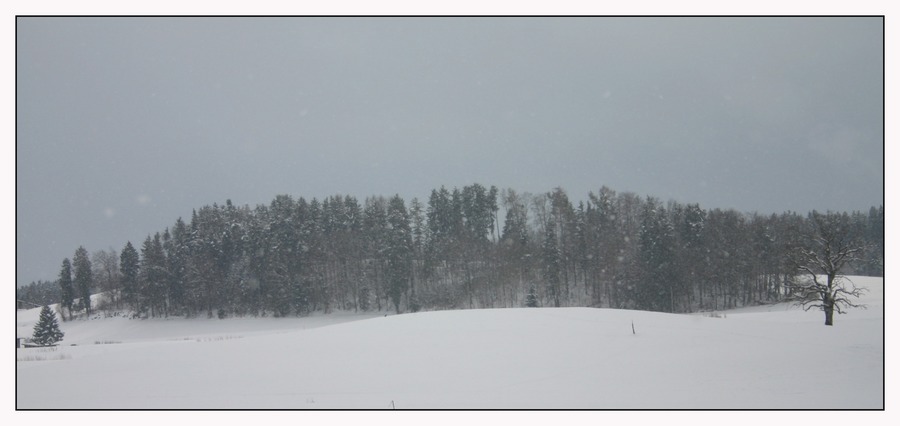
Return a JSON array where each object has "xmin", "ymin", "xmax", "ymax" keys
[{"xmin": 16, "ymin": 276, "xmax": 883, "ymax": 409}]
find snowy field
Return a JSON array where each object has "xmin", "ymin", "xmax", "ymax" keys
[{"xmin": 16, "ymin": 276, "xmax": 883, "ymax": 409}]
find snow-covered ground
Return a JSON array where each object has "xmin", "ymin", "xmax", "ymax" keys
[{"xmin": 16, "ymin": 276, "xmax": 883, "ymax": 409}]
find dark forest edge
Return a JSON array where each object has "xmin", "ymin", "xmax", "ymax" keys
[{"xmin": 18, "ymin": 184, "xmax": 883, "ymax": 321}]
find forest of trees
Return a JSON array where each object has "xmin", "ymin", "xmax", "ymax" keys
[
  {"xmin": 26, "ymin": 184, "xmax": 884, "ymax": 319},
  {"xmin": 16, "ymin": 280, "xmax": 60, "ymax": 308}
]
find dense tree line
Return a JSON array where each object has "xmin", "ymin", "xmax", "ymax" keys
[
  {"xmin": 46, "ymin": 184, "xmax": 883, "ymax": 319},
  {"xmin": 17, "ymin": 280, "xmax": 61, "ymax": 308}
]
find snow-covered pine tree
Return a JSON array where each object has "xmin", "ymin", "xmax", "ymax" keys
[
  {"xmin": 32, "ymin": 305, "xmax": 64, "ymax": 346},
  {"xmin": 541, "ymin": 226, "xmax": 562, "ymax": 307},
  {"xmin": 73, "ymin": 246, "xmax": 93, "ymax": 316},
  {"xmin": 363, "ymin": 196, "xmax": 389, "ymax": 311},
  {"xmin": 525, "ymin": 286, "xmax": 539, "ymax": 307},
  {"xmin": 358, "ymin": 286, "xmax": 371, "ymax": 311},
  {"xmin": 140, "ymin": 233, "xmax": 168, "ymax": 318},
  {"xmin": 166, "ymin": 218, "xmax": 190, "ymax": 315},
  {"xmin": 386, "ymin": 195, "xmax": 413, "ymax": 314},
  {"xmin": 58, "ymin": 258, "xmax": 74, "ymax": 321},
  {"xmin": 637, "ymin": 197, "xmax": 676, "ymax": 312},
  {"xmin": 120, "ymin": 241, "xmax": 140, "ymax": 313}
]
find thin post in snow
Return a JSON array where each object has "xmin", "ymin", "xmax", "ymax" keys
[{"xmin": 632, "ymin": 320, "xmax": 635, "ymax": 335}]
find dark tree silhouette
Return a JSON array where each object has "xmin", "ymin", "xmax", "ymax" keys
[
  {"xmin": 58, "ymin": 258, "xmax": 74, "ymax": 321},
  {"xmin": 787, "ymin": 211, "xmax": 868, "ymax": 326},
  {"xmin": 32, "ymin": 306, "xmax": 64, "ymax": 346},
  {"xmin": 73, "ymin": 246, "xmax": 93, "ymax": 316}
]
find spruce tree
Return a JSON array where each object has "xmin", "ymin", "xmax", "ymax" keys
[
  {"xmin": 120, "ymin": 241, "xmax": 140, "ymax": 312},
  {"xmin": 525, "ymin": 286, "xmax": 539, "ymax": 307},
  {"xmin": 140, "ymin": 234, "xmax": 168, "ymax": 317},
  {"xmin": 166, "ymin": 218, "xmax": 190, "ymax": 315},
  {"xmin": 358, "ymin": 286, "xmax": 371, "ymax": 311},
  {"xmin": 637, "ymin": 198, "xmax": 677, "ymax": 312},
  {"xmin": 32, "ymin": 305, "xmax": 64, "ymax": 346},
  {"xmin": 386, "ymin": 195, "xmax": 412, "ymax": 314},
  {"xmin": 542, "ymin": 226, "xmax": 562, "ymax": 307},
  {"xmin": 58, "ymin": 258, "xmax": 74, "ymax": 321},
  {"xmin": 73, "ymin": 246, "xmax": 93, "ymax": 316}
]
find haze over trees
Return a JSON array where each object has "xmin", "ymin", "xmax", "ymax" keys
[{"xmin": 34, "ymin": 184, "xmax": 882, "ymax": 320}]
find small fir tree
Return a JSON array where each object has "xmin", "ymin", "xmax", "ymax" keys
[
  {"xmin": 32, "ymin": 306, "xmax": 64, "ymax": 346},
  {"xmin": 525, "ymin": 286, "xmax": 539, "ymax": 307},
  {"xmin": 358, "ymin": 286, "xmax": 371, "ymax": 312}
]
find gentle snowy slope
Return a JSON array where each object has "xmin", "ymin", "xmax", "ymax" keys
[{"xmin": 16, "ymin": 277, "xmax": 883, "ymax": 409}]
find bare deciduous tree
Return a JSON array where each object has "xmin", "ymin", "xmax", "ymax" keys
[
  {"xmin": 788, "ymin": 211, "xmax": 867, "ymax": 326},
  {"xmin": 93, "ymin": 248, "xmax": 121, "ymax": 309}
]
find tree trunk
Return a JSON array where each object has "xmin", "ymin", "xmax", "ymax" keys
[
  {"xmin": 824, "ymin": 304, "xmax": 834, "ymax": 326},
  {"xmin": 824, "ymin": 294, "xmax": 835, "ymax": 326}
]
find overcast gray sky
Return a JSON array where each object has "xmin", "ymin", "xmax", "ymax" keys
[{"xmin": 16, "ymin": 17, "xmax": 883, "ymax": 286}]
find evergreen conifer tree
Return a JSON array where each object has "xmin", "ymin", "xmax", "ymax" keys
[
  {"xmin": 140, "ymin": 234, "xmax": 168, "ymax": 317},
  {"xmin": 637, "ymin": 198, "xmax": 677, "ymax": 312},
  {"xmin": 542, "ymin": 226, "xmax": 562, "ymax": 307},
  {"xmin": 166, "ymin": 218, "xmax": 190, "ymax": 315},
  {"xmin": 525, "ymin": 286, "xmax": 539, "ymax": 307},
  {"xmin": 32, "ymin": 305, "xmax": 64, "ymax": 346},
  {"xmin": 58, "ymin": 258, "xmax": 74, "ymax": 321},
  {"xmin": 386, "ymin": 195, "xmax": 412, "ymax": 314},
  {"xmin": 358, "ymin": 286, "xmax": 371, "ymax": 312},
  {"xmin": 73, "ymin": 246, "xmax": 93, "ymax": 316},
  {"xmin": 120, "ymin": 241, "xmax": 140, "ymax": 312}
]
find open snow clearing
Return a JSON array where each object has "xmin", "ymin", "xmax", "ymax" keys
[{"xmin": 16, "ymin": 276, "xmax": 883, "ymax": 409}]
